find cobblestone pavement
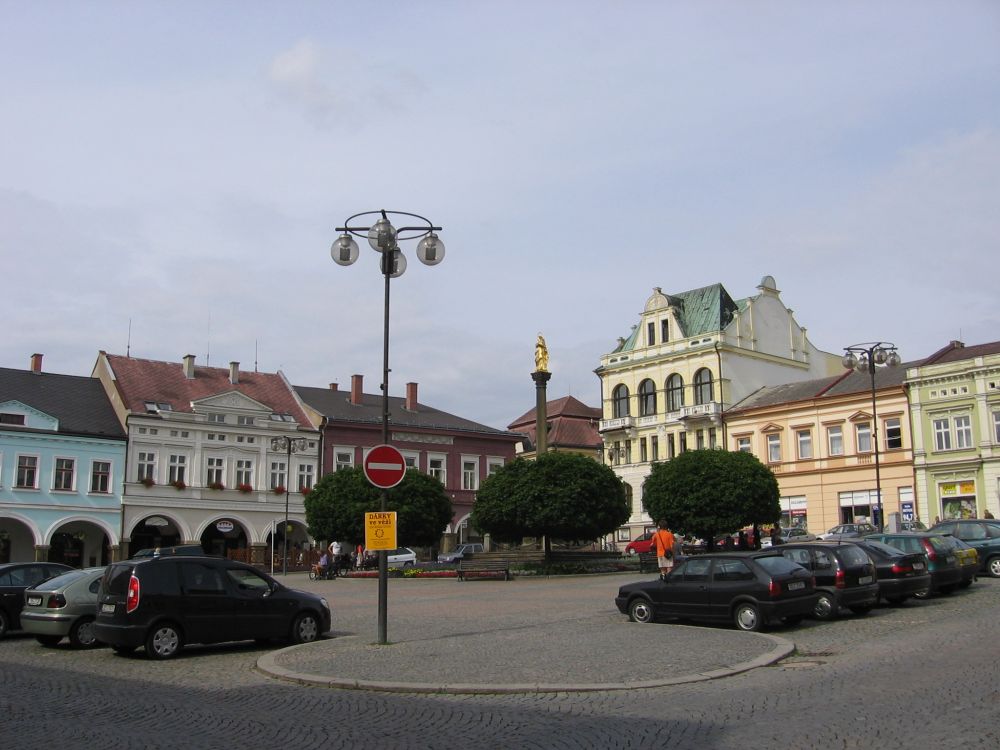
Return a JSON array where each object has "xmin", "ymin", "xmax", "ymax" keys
[{"xmin": 1, "ymin": 573, "xmax": 997, "ymax": 749}]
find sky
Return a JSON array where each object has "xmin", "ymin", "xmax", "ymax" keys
[{"xmin": 2, "ymin": 1, "xmax": 999, "ymax": 430}]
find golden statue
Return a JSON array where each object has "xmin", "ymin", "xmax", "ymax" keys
[{"xmin": 534, "ymin": 333, "xmax": 549, "ymax": 372}]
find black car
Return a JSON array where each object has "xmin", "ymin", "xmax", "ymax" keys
[
  {"xmin": 777, "ymin": 541, "xmax": 879, "ymax": 619},
  {"xmin": 850, "ymin": 539, "xmax": 931, "ymax": 605},
  {"xmin": 865, "ymin": 533, "xmax": 964, "ymax": 597},
  {"xmin": 614, "ymin": 550, "xmax": 818, "ymax": 632},
  {"xmin": 929, "ymin": 519, "xmax": 1000, "ymax": 578},
  {"xmin": 93, "ymin": 555, "xmax": 331, "ymax": 659},
  {"xmin": 0, "ymin": 562, "xmax": 74, "ymax": 639}
]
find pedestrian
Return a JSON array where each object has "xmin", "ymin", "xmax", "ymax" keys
[
  {"xmin": 652, "ymin": 520, "xmax": 676, "ymax": 581},
  {"xmin": 355, "ymin": 543, "xmax": 364, "ymax": 569},
  {"xmin": 329, "ymin": 540, "xmax": 342, "ymax": 578},
  {"xmin": 985, "ymin": 509, "xmax": 995, "ymax": 519},
  {"xmin": 770, "ymin": 526, "xmax": 783, "ymax": 546},
  {"xmin": 738, "ymin": 530, "xmax": 749, "ymax": 551}
]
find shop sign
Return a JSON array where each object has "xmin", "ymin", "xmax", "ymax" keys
[{"xmin": 216, "ymin": 520, "xmax": 235, "ymax": 533}]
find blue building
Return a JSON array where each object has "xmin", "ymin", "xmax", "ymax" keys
[{"xmin": 0, "ymin": 354, "xmax": 126, "ymax": 565}]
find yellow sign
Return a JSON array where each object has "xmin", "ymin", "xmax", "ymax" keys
[{"xmin": 365, "ymin": 512, "xmax": 398, "ymax": 551}]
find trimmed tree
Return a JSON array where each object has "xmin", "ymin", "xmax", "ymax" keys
[
  {"xmin": 304, "ymin": 467, "xmax": 453, "ymax": 548},
  {"xmin": 471, "ymin": 452, "xmax": 630, "ymax": 553},
  {"xmin": 641, "ymin": 449, "xmax": 780, "ymax": 549}
]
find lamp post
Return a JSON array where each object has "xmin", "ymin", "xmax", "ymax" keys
[
  {"xmin": 270, "ymin": 435, "xmax": 309, "ymax": 575},
  {"xmin": 842, "ymin": 342, "xmax": 900, "ymax": 532},
  {"xmin": 331, "ymin": 209, "xmax": 445, "ymax": 645}
]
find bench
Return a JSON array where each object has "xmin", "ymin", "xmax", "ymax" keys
[
  {"xmin": 638, "ymin": 553, "xmax": 658, "ymax": 573},
  {"xmin": 457, "ymin": 558, "xmax": 512, "ymax": 581}
]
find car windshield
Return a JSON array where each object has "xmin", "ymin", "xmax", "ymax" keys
[
  {"xmin": 30, "ymin": 568, "xmax": 90, "ymax": 589},
  {"xmin": 755, "ymin": 556, "xmax": 805, "ymax": 575}
]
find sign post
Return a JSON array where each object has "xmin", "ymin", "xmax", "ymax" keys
[{"xmin": 363, "ymin": 444, "xmax": 406, "ymax": 644}]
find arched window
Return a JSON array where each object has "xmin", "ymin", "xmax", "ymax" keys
[
  {"xmin": 666, "ymin": 374, "xmax": 685, "ymax": 411},
  {"xmin": 694, "ymin": 368, "xmax": 714, "ymax": 405},
  {"xmin": 638, "ymin": 379, "xmax": 657, "ymax": 416},
  {"xmin": 612, "ymin": 384, "xmax": 630, "ymax": 418}
]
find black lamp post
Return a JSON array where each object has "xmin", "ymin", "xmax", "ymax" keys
[
  {"xmin": 842, "ymin": 342, "xmax": 900, "ymax": 532},
  {"xmin": 270, "ymin": 435, "xmax": 309, "ymax": 575},
  {"xmin": 331, "ymin": 209, "xmax": 445, "ymax": 645}
]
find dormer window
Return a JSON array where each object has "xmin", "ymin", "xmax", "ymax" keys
[
  {"xmin": 144, "ymin": 401, "xmax": 172, "ymax": 413},
  {"xmin": 269, "ymin": 413, "xmax": 296, "ymax": 423},
  {"xmin": 0, "ymin": 413, "xmax": 25, "ymax": 425}
]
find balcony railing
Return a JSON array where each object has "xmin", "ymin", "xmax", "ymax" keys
[
  {"xmin": 679, "ymin": 402, "xmax": 721, "ymax": 419},
  {"xmin": 599, "ymin": 416, "xmax": 634, "ymax": 432}
]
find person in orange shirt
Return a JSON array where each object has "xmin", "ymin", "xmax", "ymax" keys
[{"xmin": 652, "ymin": 520, "xmax": 676, "ymax": 580}]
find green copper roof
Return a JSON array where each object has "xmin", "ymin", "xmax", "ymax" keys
[{"xmin": 615, "ymin": 283, "xmax": 739, "ymax": 353}]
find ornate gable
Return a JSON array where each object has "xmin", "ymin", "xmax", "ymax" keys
[
  {"xmin": 0, "ymin": 399, "xmax": 58, "ymax": 431},
  {"xmin": 192, "ymin": 390, "xmax": 271, "ymax": 414}
]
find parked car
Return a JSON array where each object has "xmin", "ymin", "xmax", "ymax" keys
[
  {"xmin": 387, "ymin": 548, "xmax": 417, "ymax": 567},
  {"xmin": 623, "ymin": 532, "xmax": 655, "ymax": 556},
  {"xmin": 850, "ymin": 540, "xmax": 930, "ymax": 605},
  {"xmin": 761, "ymin": 527, "xmax": 818, "ymax": 547},
  {"xmin": 20, "ymin": 567, "xmax": 106, "ymax": 647},
  {"xmin": 93, "ymin": 555, "xmax": 331, "ymax": 659},
  {"xmin": 865, "ymin": 533, "xmax": 963, "ymax": 597},
  {"xmin": 614, "ymin": 550, "xmax": 818, "ymax": 632},
  {"xmin": 776, "ymin": 541, "xmax": 879, "ymax": 619},
  {"xmin": 0, "ymin": 562, "xmax": 74, "ymax": 639},
  {"xmin": 929, "ymin": 519, "xmax": 1000, "ymax": 578},
  {"xmin": 900, "ymin": 520, "xmax": 927, "ymax": 532},
  {"xmin": 818, "ymin": 523, "xmax": 877, "ymax": 540},
  {"xmin": 437, "ymin": 543, "xmax": 484, "ymax": 563},
  {"xmin": 131, "ymin": 544, "xmax": 209, "ymax": 558},
  {"xmin": 935, "ymin": 535, "xmax": 978, "ymax": 588}
]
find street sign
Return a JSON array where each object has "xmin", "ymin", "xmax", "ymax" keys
[
  {"xmin": 363, "ymin": 444, "xmax": 407, "ymax": 489},
  {"xmin": 365, "ymin": 511, "xmax": 398, "ymax": 551}
]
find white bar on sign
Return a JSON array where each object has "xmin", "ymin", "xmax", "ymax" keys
[{"xmin": 370, "ymin": 462, "xmax": 403, "ymax": 471}]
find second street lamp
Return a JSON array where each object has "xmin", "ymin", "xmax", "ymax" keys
[
  {"xmin": 270, "ymin": 435, "xmax": 309, "ymax": 575},
  {"xmin": 331, "ymin": 209, "xmax": 445, "ymax": 645},
  {"xmin": 842, "ymin": 341, "xmax": 900, "ymax": 532}
]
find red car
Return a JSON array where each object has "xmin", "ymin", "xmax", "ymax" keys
[{"xmin": 624, "ymin": 532, "xmax": 655, "ymax": 555}]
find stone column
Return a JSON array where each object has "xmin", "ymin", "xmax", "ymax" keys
[
  {"xmin": 250, "ymin": 542, "xmax": 268, "ymax": 568},
  {"xmin": 531, "ymin": 370, "xmax": 552, "ymax": 455},
  {"xmin": 34, "ymin": 545, "xmax": 50, "ymax": 563}
]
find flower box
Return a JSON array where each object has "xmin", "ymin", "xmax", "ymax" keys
[
  {"xmin": 237, "ymin": 483, "xmax": 253, "ymax": 494},
  {"xmin": 208, "ymin": 482, "xmax": 225, "ymax": 491},
  {"xmin": 271, "ymin": 485, "xmax": 286, "ymax": 495},
  {"xmin": 170, "ymin": 480, "xmax": 187, "ymax": 490},
  {"xmin": 139, "ymin": 477, "xmax": 155, "ymax": 488}
]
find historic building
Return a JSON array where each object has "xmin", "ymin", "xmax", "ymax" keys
[
  {"xmin": 92, "ymin": 352, "xmax": 320, "ymax": 565},
  {"xmin": 1, "ymin": 354, "xmax": 125, "ymax": 565},
  {"xmin": 906, "ymin": 340, "xmax": 1000, "ymax": 522},
  {"xmin": 507, "ymin": 395, "xmax": 602, "ymax": 461},
  {"xmin": 295, "ymin": 375, "xmax": 520, "ymax": 547},
  {"xmin": 596, "ymin": 275, "xmax": 842, "ymax": 541},
  {"xmin": 725, "ymin": 364, "xmax": 915, "ymax": 534}
]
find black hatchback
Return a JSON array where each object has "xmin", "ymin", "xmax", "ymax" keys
[
  {"xmin": 777, "ymin": 542, "xmax": 879, "ymax": 620},
  {"xmin": 850, "ymin": 539, "xmax": 930, "ymax": 605},
  {"xmin": 0, "ymin": 562, "xmax": 73, "ymax": 639},
  {"xmin": 93, "ymin": 555, "xmax": 331, "ymax": 659}
]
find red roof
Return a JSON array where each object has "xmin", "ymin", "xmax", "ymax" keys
[
  {"xmin": 103, "ymin": 354, "xmax": 311, "ymax": 425},
  {"xmin": 508, "ymin": 395, "xmax": 602, "ymax": 451}
]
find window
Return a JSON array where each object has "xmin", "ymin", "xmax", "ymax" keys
[
  {"xmin": 90, "ymin": 461, "xmax": 111, "ymax": 493},
  {"xmin": 694, "ymin": 368, "xmax": 713, "ymax": 405},
  {"xmin": 16, "ymin": 455, "xmax": 38, "ymax": 488},
  {"xmin": 0, "ymin": 412, "xmax": 25, "ymax": 425},
  {"xmin": 678, "ymin": 433, "xmax": 687, "ymax": 454},
  {"xmin": 297, "ymin": 463, "xmax": 315, "ymax": 491},
  {"xmin": 666, "ymin": 434, "xmax": 676, "ymax": 459},
  {"xmin": 612, "ymin": 384, "xmax": 630, "ymax": 418},
  {"xmin": 650, "ymin": 435, "xmax": 658, "ymax": 461},
  {"xmin": 696, "ymin": 430, "xmax": 704, "ymax": 450},
  {"xmin": 640, "ymin": 438, "xmax": 648, "ymax": 463},
  {"xmin": 883, "ymin": 417, "xmax": 902, "ymax": 450},
  {"xmin": 828, "ymin": 425, "xmax": 844, "ymax": 456},
  {"xmin": 270, "ymin": 461, "xmax": 287, "ymax": 489},
  {"xmin": 235, "ymin": 459, "xmax": 253, "ymax": 487},
  {"xmin": 625, "ymin": 440, "xmax": 633, "ymax": 463},
  {"xmin": 661, "ymin": 319, "xmax": 670, "ymax": 343},
  {"xmin": 137, "ymin": 452, "xmax": 155, "ymax": 481},
  {"xmin": 856, "ymin": 423, "xmax": 872, "ymax": 453},
  {"xmin": 955, "ymin": 415, "xmax": 973, "ymax": 449},
  {"xmin": 206, "ymin": 457, "xmax": 224, "ymax": 486},
  {"xmin": 428, "ymin": 456, "xmax": 446, "ymax": 484},
  {"xmin": 54, "ymin": 458, "xmax": 75, "ymax": 491},
  {"xmin": 933, "ymin": 418, "xmax": 952, "ymax": 451},
  {"xmin": 487, "ymin": 458, "xmax": 504, "ymax": 475},
  {"xmin": 736, "ymin": 436, "xmax": 751, "ymax": 453},
  {"xmin": 208, "ymin": 414, "xmax": 226, "ymax": 423},
  {"xmin": 708, "ymin": 428, "xmax": 717, "ymax": 449},
  {"xmin": 714, "ymin": 560, "xmax": 753, "ymax": 582},
  {"xmin": 402, "ymin": 453, "xmax": 418, "ymax": 469},
  {"xmin": 994, "ymin": 411, "xmax": 1000, "ymax": 443},
  {"xmin": 168, "ymin": 455, "xmax": 187, "ymax": 484},
  {"xmin": 237, "ymin": 415, "xmax": 254, "ymax": 425},
  {"xmin": 335, "ymin": 450, "xmax": 354, "ymax": 470},
  {"xmin": 462, "ymin": 459, "xmax": 478, "ymax": 490},
  {"xmin": 666, "ymin": 374, "xmax": 684, "ymax": 411},
  {"xmin": 638, "ymin": 379, "xmax": 657, "ymax": 416},
  {"xmin": 647, "ymin": 321, "xmax": 655, "ymax": 346},
  {"xmin": 767, "ymin": 434, "xmax": 781, "ymax": 463},
  {"xmin": 797, "ymin": 430, "xmax": 812, "ymax": 460}
]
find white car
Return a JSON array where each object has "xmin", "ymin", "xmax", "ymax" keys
[{"xmin": 387, "ymin": 547, "xmax": 417, "ymax": 567}]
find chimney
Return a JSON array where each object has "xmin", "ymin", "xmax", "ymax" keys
[
  {"xmin": 406, "ymin": 382, "xmax": 418, "ymax": 411},
  {"xmin": 329, "ymin": 382, "xmax": 339, "ymax": 391},
  {"xmin": 30, "ymin": 353, "xmax": 43, "ymax": 374},
  {"xmin": 182, "ymin": 354, "xmax": 196, "ymax": 379},
  {"xmin": 351, "ymin": 374, "xmax": 363, "ymax": 405},
  {"xmin": 229, "ymin": 361, "xmax": 239, "ymax": 385}
]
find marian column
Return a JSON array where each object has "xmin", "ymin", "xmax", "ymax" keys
[{"xmin": 532, "ymin": 334, "xmax": 551, "ymax": 455}]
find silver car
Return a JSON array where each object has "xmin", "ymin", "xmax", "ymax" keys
[{"xmin": 21, "ymin": 567, "xmax": 105, "ymax": 648}]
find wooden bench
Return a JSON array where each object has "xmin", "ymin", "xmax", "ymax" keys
[
  {"xmin": 638, "ymin": 552, "xmax": 659, "ymax": 573},
  {"xmin": 457, "ymin": 558, "xmax": 512, "ymax": 581}
]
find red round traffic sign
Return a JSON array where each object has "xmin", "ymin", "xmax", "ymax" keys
[{"xmin": 363, "ymin": 444, "xmax": 407, "ymax": 489}]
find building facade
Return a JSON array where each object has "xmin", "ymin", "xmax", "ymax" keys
[
  {"xmin": 596, "ymin": 276, "xmax": 841, "ymax": 540},
  {"xmin": 507, "ymin": 395, "xmax": 603, "ymax": 461},
  {"xmin": 1, "ymin": 355, "xmax": 125, "ymax": 565},
  {"xmin": 92, "ymin": 352, "xmax": 320, "ymax": 565},
  {"xmin": 907, "ymin": 340, "xmax": 1000, "ymax": 522}
]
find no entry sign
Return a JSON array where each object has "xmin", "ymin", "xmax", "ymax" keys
[{"xmin": 363, "ymin": 444, "xmax": 407, "ymax": 489}]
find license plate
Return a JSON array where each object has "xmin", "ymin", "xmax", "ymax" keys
[
  {"xmin": 788, "ymin": 581, "xmax": 805, "ymax": 591},
  {"xmin": 101, "ymin": 603, "xmax": 116, "ymax": 614},
  {"xmin": 26, "ymin": 595, "xmax": 42, "ymax": 606},
  {"xmin": 859, "ymin": 575, "xmax": 874, "ymax": 585},
  {"xmin": 947, "ymin": 556, "xmax": 956, "ymax": 564},
  {"xmin": 913, "ymin": 562, "xmax": 925, "ymax": 570}
]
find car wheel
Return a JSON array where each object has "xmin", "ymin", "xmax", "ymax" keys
[
  {"xmin": 290, "ymin": 612, "xmax": 320, "ymax": 644},
  {"xmin": 0, "ymin": 610, "xmax": 9, "ymax": 640},
  {"xmin": 813, "ymin": 592, "xmax": 838, "ymax": 620},
  {"xmin": 913, "ymin": 586, "xmax": 931, "ymax": 599},
  {"xmin": 988, "ymin": 557, "xmax": 1000, "ymax": 578},
  {"xmin": 733, "ymin": 602, "xmax": 762, "ymax": 632},
  {"xmin": 626, "ymin": 548, "xmax": 637, "ymax": 556},
  {"xmin": 145, "ymin": 623, "xmax": 183, "ymax": 660},
  {"xmin": 849, "ymin": 604, "xmax": 873, "ymax": 616},
  {"xmin": 35, "ymin": 635, "xmax": 62, "ymax": 647},
  {"xmin": 403, "ymin": 561, "xmax": 414, "ymax": 568},
  {"xmin": 628, "ymin": 598, "xmax": 654, "ymax": 624},
  {"xmin": 69, "ymin": 617, "xmax": 98, "ymax": 648}
]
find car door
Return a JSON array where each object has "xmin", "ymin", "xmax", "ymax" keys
[
  {"xmin": 178, "ymin": 561, "xmax": 235, "ymax": 644},
  {"xmin": 710, "ymin": 559, "xmax": 757, "ymax": 620},
  {"xmin": 654, "ymin": 557, "xmax": 713, "ymax": 618},
  {"xmin": 226, "ymin": 565, "xmax": 288, "ymax": 640}
]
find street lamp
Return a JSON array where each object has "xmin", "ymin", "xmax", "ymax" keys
[
  {"xmin": 842, "ymin": 342, "xmax": 901, "ymax": 532},
  {"xmin": 270, "ymin": 435, "xmax": 309, "ymax": 575},
  {"xmin": 332, "ymin": 209, "xmax": 445, "ymax": 645}
]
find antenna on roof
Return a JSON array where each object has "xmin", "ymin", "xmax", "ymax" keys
[
  {"xmin": 126, "ymin": 318, "xmax": 132, "ymax": 357},
  {"xmin": 255, "ymin": 340, "xmax": 259, "ymax": 372},
  {"xmin": 206, "ymin": 311, "xmax": 211, "ymax": 367}
]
